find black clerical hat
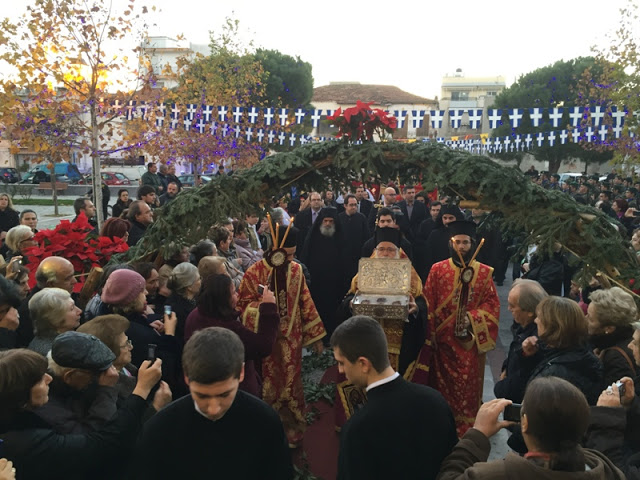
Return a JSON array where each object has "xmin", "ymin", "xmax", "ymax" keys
[
  {"xmin": 274, "ymin": 225, "xmax": 298, "ymax": 248},
  {"xmin": 375, "ymin": 227, "xmax": 401, "ymax": 247},
  {"xmin": 448, "ymin": 220, "xmax": 476, "ymax": 239},
  {"xmin": 318, "ymin": 206, "xmax": 338, "ymax": 220}
]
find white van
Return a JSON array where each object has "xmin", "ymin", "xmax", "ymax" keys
[{"xmin": 558, "ymin": 173, "xmax": 582, "ymax": 185}]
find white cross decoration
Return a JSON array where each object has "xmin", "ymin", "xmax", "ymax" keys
[
  {"xmin": 496, "ymin": 138, "xmax": 503, "ymax": 153},
  {"xmin": 157, "ymin": 103, "xmax": 167, "ymax": 117},
  {"xmin": 210, "ymin": 121, "xmax": 218, "ymax": 135},
  {"xmin": 467, "ymin": 109, "xmax": 482, "ymax": 129},
  {"xmin": 571, "ymin": 128, "xmax": 580, "ymax": 143},
  {"xmin": 548, "ymin": 131, "xmax": 556, "ymax": 147},
  {"xmin": 196, "ymin": 118, "xmax": 206, "ymax": 134},
  {"xmin": 112, "ymin": 99, "xmax": 122, "ymax": 114},
  {"xmin": 311, "ymin": 109, "xmax": 323, "ymax": 127},
  {"xmin": 278, "ymin": 131, "xmax": 286, "ymax": 145},
  {"xmin": 183, "ymin": 117, "xmax": 192, "ymax": 131},
  {"xmin": 186, "ymin": 104, "xmax": 197, "ymax": 120},
  {"xmin": 569, "ymin": 107, "xmax": 584, "ymax": 127},
  {"xmin": 449, "ymin": 109, "xmax": 463, "ymax": 129},
  {"xmin": 598, "ymin": 124, "xmax": 608, "ymax": 142},
  {"xmin": 155, "ymin": 115, "xmax": 164, "ymax": 127},
  {"xmin": 611, "ymin": 106, "xmax": 625, "ymax": 127},
  {"xmin": 294, "ymin": 108, "xmax": 306, "ymax": 124},
  {"xmin": 222, "ymin": 124, "xmax": 230, "ymax": 137},
  {"xmin": 529, "ymin": 108, "xmax": 543, "ymax": 127},
  {"xmin": 559, "ymin": 130, "xmax": 568, "ymax": 144},
  {"xmin": 411, "ymin": 110, "xmax": 426, "ymax": 129},
  {"xmin": 257, "ymin": 129, "xmax": 265, "ymax": 142},
  {"xmin": 612, "ymin": 123, "xmax": 622, "ymax": 138},
  {"xmin": 267, "ymin": 130, "xmax": 275, "ymax": 144},
  {"xmin": 508, "ymin": 108, "xmax": 524, "ymax": 128},
  {"xmin": 202, "ymin": 105, "xmax": 214, "ymax": 123},
  {"xmin": 232, "ymin": 107, "xmax": 244, "ymax": 124},
  {"xmin": 171, "ymin": 104, "xmax": 181, "ymax": 119},
  {"xmin": 289, "ymin": 133, "xmax": 297, "ymax": 147},
  {"xmin": 264, "ymin": 108, "xmax": 274, "ymax": 126},
  {"xmin": 585, "ymin": 126, "xmax": 595, "ymax": 142},
  {"xmin": 436, "ymin": 137, "xmax": 445, "ymax": 143},
  {"xmin": 488, "ymin": 109, "xmax": 503, "ymax": 129},
  {"xmin": 246, "ymin": 127, "xmax": 253, "ymax": 141},
  {"xmin": 548, "ymin": 108, "xmax": 563, "ymax": 128},
  {"xmin": 125, "ymin": 101, "xmax": 136, "ymax": 120},
  {"xmin": 536, "ymin": 132, "xmax": 545, "ymax": 147},
  {"xmin": 300, "ymin": 136, "xmax": 308, "ymax": 145},
  {"xmin": 591, "ymin": 106, "xmax": 605, "ymax": 126},
  {"xmin": 218, "ymin": 106, "xmax": 228, "ymax": 122},
  {"xmin": 394, "ymin": 111, "xmax": 407, "ymax": 129},
  {"xmin": 429, "ymin": 110, "xmax": 445, "ymax": 129},
  {"xmin": 139, "ymin": 101, "xmax": 149, "ymax": 119},
  {"xmin": 524, "ymin": 134, "xmax": 533, "ymax": 149},
  {"xmin": 170, "ymin": 116, "xmax": 179, "ymax": 130},
  {"xmin": 248, "ymin": 107, "xmax": 259, "ymax": 124},
  {"xmin": 514, "ymin": 135, "xmax": 522, "ymax": 150},
  {"xmin": 503, "ymin": 136, "xmax": 511, "ymax": 150},
  {"xmin": 234, "ymin": 125, "xmax": 241, "ymax": 138},
  {"xmin": 278, "ymin": 108, "xmax": 289, "ymax": 126}
]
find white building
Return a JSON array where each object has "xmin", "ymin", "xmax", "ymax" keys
[{"xmin": 141, "ymin": 36, "xmax": 209, "ymax": 90}]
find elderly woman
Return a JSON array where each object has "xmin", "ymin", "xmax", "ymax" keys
[
  {"xmin": 588, "ymin": 287, "xmax": 638, "ymax": 385},
  {"xmin": 157, "ymin": 245, "xmax": 189, "ymax": 292},
  {"xmin": 100, "ymin": 269, "xmax": 178, "ymax": 378},
  {"xmin": 190, "ymin": 239, "xmax": 217, "ymax": 267},
  {"xmin": 232, "ymin": 220, "xmax": 261, "ymax": 271},
  {"xmin": 0, "ymin": 348, "xmax": 161, "ymax": 479},
  {"xmin": 438, "ymin": 377, "xmax": 625, "ymax": 479},
  {"xmin": 0, "ymin": 275, "xmax": 24, "ymax": 350},
  {"xmin": 77, "ymin": 315, "xmax": 172, "ymax": 412},
  {"xmin": 197, "ymin": 255, "xmax": 228, "ymax": 282},
  {"xmin": 165, "ymin": 262, "xmax": 201, "ymax": 344},
  {"xmin": 4, "ymin": 225, "xmax": 37, "ymax": 262},
  {"xmin": 494, "ymin": 279, "xmax": 548, "ymax": 403},
  {"xmin": 184, "ymin": 274, "xmax": 278, "ymax": 398},
  {"xmin": 211, "ymin": 226, "xmax": 244, "ymax": 288},
  {"xmin": 27, "ymin": 288, "xmax": 81, "ymax": 357}
]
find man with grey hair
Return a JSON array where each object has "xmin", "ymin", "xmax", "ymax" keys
[
  {"xmin": 16, "ymin": 256, "xmax": 77, "ymax": 348},
  {"xmin": 127, "ymin": 200, "xmax": 153, "ymax": 247},
  {"xmin": 493, "ymin": 278, "xmax": 548, "ymax": 403}
]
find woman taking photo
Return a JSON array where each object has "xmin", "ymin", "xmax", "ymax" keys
[
  {"xmin": 111, "ymin": 189, "xmax": 132, "ymax": 219},
  {"xmin": 587, "ymin": 287, "xmax": 638, "ymax": 385},
  {"xmin": 0, "ymin": 348, "xmax": 161, "ymax": 480},
  {"xmin": 184, "ymin": 274, "xmax": 279, "ymax": 398}
]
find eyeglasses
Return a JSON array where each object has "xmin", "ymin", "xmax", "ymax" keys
[
  {"xmin": 119, "ymin": 339, "xmax": 133, "ymax": 350},
  {"xmin": 376, "ymin": 247, "xmax": 398, "ymax": 254},
  {"xmin": 452, "ymin": 240, "xmax": 472, "ymax": 246}
]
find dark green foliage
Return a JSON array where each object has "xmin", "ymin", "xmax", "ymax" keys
[
  {"xmin": 253, "ymin": 49, "xmax": 314, "ymax": 108},
  {"xmin": 121, "ymin": 141, "xmax": 634, "ymax": 288}
]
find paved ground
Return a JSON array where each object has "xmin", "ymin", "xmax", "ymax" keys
[{"xmin": 14, "ymin": 197, "xmax": 81, "ymax": 230}]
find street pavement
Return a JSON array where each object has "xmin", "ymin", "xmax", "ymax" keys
[{"xmin": 13, "ymin": 199, "xmax": 76, "ymax": 231}]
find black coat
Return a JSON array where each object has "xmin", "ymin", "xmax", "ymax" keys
[
  {"xmin": 0, "ymin": 395, "xmax": 148, "ymax": 480},
  {"xmin": 397, "ymin": 200, "xmax": 427, "ymax": 241},
  {"xmin": 127, "ymin": 220, "xmax": 147, "ymax": 247},
  {"xmin": 0, "ymin": 208, "xmax": 19, "ymax": 234},
  {"xmin": 338, "ymin": 212, "xmax": 370, "ymax": 280},
  {"xmin": 523, "ymin": 252, "xmax": 564, "ymax": 296},
  {"xmin": 165, "ymin": 292, "xmax": 196, "ymax": 345},
  {"xmin": 112, "ymin": 199, "xmax": 132, "ymax": 219},
  {"xmin": 338, "ymin": 376, "xmax": 457, "ymax": 480},
  {"xmin": 493, "ymin": 321, "xmax": 541, "ymax": 403},
  {"xmin": 591, "ymin": 326, "xmax": 638, "ymax": 386},
  {"xmin": 357, "ymin": 199, "xmax": 373, "ymax": 220}
]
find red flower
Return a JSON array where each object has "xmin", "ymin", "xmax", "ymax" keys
[
  {"xmin": 326, "ymin": 100, "xmax": 397, "ymax": 142},
  {"xmin": 24, "ymin": 211, "xmax": 129, "ymax": 293},
  {"xmin": 630, "ymin": 279, "xmax": 636, "ymax": 286}
]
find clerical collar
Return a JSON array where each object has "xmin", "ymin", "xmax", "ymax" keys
[{"xmin": 366, "ymin": 372, "xmax": 399, "ymax": 392}]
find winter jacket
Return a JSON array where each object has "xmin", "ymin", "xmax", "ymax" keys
[{"xmin": 591, "ymin": 326, "xmax": 638, "ymax": 386}]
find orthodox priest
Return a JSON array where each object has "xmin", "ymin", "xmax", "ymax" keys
[
  {"xmin": 334, "ymin": 227, "xmax": 429, "ymax": 427},
  {"xmin": 237, "ymin": 222, "xmax": 326, "ymax": 448},
  {"xmin": 423, "ymin": 220, "xmax": 499, "ymax": 437}
]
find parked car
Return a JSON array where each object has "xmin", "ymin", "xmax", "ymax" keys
[
  {"xmin": 177, "ymin": 174, "xmax": 212, "ymax": 187},
  {"xmin": 0, "ymin": 168, "xmax": 21, "ymax": 184},
  {"xmin": 21, "ymin": 162, "xmax": 84, "ymax": 184},
  {"xmin": 85, "ymin": 172, "xmax": 132, "ymax": 186},
  {"xmin": 558, "ymin": 172, "xmax": 583, "ymax": 185}
]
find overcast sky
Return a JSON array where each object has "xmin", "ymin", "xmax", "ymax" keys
[{"xmin": 2, "ymin": 0, "xmax": 631, "ymax": 100}]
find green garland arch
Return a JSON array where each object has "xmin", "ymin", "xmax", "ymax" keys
[{"xmin": 124, "ymin": 140, "xmax": 638, "ymax": 294}]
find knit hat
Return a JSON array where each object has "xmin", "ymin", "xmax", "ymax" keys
[
  {"xmin": 101, "ymin": 269, "xmax": 146, "ymax": 306},
  {"xmin": 52, "ymin": 331, "xmax": 116, "ymax": 371}
]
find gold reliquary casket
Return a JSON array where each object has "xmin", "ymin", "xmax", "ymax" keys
[{"xmin": 352, "ymin": 258, "xmax": 411, "ymax": 321}]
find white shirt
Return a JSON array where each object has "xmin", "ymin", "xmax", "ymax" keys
[{"xmin": 366, "ymin": 372, "xmax": 400, "ymax": 392}]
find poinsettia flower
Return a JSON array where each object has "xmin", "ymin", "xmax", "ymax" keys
[{"xmin": 327, "ymin": 107, "xmax": 342, "ymax": 121}]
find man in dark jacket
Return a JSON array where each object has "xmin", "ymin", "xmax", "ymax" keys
[
  {"xmin": 332, "ymin": 315, "xmax": 457, "ymax": 480},
  {"xmin": 127, "ymin": 200, "xmax": 153, "ymax": 247},
  {"xmin": 396, "ymin": 185, "xmax": 427, "ymax": 243},
  {"xmin": 420, "ymin": 204, "xmax": 464, "ymax": 280},
  {"xmin": 337, "ymin": 194, "xmax": 369, "ymax": 281}
]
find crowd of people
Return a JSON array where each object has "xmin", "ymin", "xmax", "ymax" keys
[{"xmin": 0, "ymin": 161, "xmax": 639, "ymax": 479}]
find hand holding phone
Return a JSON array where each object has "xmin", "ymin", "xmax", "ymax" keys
[
  {"xmin": 503, "ymin": 403, "xmax": 522, "ymax": 423},
  {"xmin": 147, "ymin": 344, "xmax": 157, "ymax": 362}
]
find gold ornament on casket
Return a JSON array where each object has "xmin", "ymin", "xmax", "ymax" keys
[{"xmin": 352, "ymin": 258, "xmax": 411, "ymax": 321}]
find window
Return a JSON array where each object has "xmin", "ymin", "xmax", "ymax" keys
[
  {"xmin": 486, "ymin": 91, "xmax": 497, "ymax": 96},
  {"xmin": 451, "ymin": 91, "xmax": 470, "ymax": 101}
]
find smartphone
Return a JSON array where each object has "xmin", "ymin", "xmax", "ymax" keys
[
  {"xmin": 11, "ymin": 258, "xmax": 21, "ymax": 273},
  {"xmin": 503, "ymin": 403, "xmax": 522, "ymax": 422},
  {"xmin": 147, "ymin": 344, "xmax": 157, "ymax": 362},
  {"xmin": 616, "ymin": 381, "xmax": 627, "ymax": 398},
  {"xmin": 258, "ymin": 284, "xmax": 265, "ymax": 295},
  {"xmin": 164, "ymin": 304, "xmax": 172, "ymax": 316}
]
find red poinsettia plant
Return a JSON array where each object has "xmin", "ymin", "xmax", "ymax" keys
[
  {"xmin": 22, "ymin": 212, "xmax": 129, "ymax": 293},
  {"xmin": 327, "ymin": 100, "xmax": 397, "ymax": 142}
]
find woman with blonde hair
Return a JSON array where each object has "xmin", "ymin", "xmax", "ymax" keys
[{"xmin": 587, "ymin": 287, "xmax": 638, "ymax": 385}]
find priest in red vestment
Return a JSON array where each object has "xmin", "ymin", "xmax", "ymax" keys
[
  {"xmin": 424, "ymin": 220, "xmax": 500, "ymax": 437},
  {"xmin": 237, "ymin": 225, "xmax": 325, "ymax": 448}
]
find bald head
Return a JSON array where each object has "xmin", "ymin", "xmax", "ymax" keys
[
  {"xmin": 35, "ymin": 256, "xmax": 77, "ymax": 293},
  {"xmin": 383, "ymin": 187, "xmax": 397, "ymax": 206}
]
